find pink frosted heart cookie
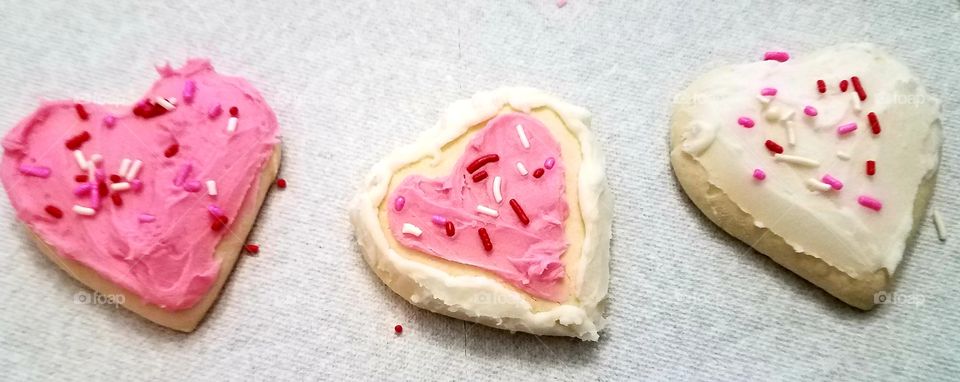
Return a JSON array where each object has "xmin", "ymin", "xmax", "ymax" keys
[
  {"xmin": 1, "ymin": 60, "xmax": 281, "ymax": 331},
  {"xmin": 351, "ymin": 88, "xmax": 612, "ymax": 340}
]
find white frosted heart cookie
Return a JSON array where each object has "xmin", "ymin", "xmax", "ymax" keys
[
  {"xmin": 670, "ymin": 43, "xmax": 942, "ymax": 309},
  {"xmin": 351, "ymin": 88, "xmax": 612, "ymax": 340}
]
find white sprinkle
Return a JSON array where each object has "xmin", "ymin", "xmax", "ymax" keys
[
  {"xmin": 933, "ymin": 208, "xmax": 947, "ymax": 242},
  {"xmin": 87, "ymin": 162, "xmax": 96, "ymax": 182},
  {"xmin": 836, "ymin": 151, "xmax": 851, "ymax": 160},
  {"xmin": 72, "ymin": 205, "xmax": 96, "ymax": 216},
  {"xmin": 774, "ymin": 154, "xmax": 821, "ymax": 167},
  {"xmin": 126, "ymin": 159, "xmax": 143, "ymax": 180},
  {"xmin": 493, "ymin": 176, "xmax": 503, "ymax": 203},
  {"xmin": 167, "ymin": 97, "xmax": 177, "ymax": 106},
  {"xmin": 109, "ymin": 182, "xmax": 131, "ymax": 191},
  {"xmin": 805, "ymin": 178, "xmax": 832, "ymax": 192},
  {"xmin": 756, "ymin": 95, "xmax": 771, "ymax": 107},
  {"xmin": 155, "ymin": 97, "xmax": 176, "ymax": 111},
  {"xmin": 476, "ymin": 205, "xmax": 499, "ymax": 217},
  {"xmin": 88, "ymin": 154, "xmax": 103, "ymax": 165},
  {"xmin": 785, "ymin": 121, "xmax": 796, "ymax": 146},
  {"xmin": 764, "ymin": 107, "xmax": 782, "ymax": 122},
  {"xmin": 227, "ymin": 117, "xmax": 238, "ymax": 132},
  {"xmin": 851, "ymin": 94, "xmax": 862, "ymax": 113},
  {"xmin": 401, "ymin": 223, "xmax": 423, "ymax": 237},
  {"xmin": 780, "ymin": 110, "xmax": 795, "ymax": 122},
  {"xmin": 73, "ymin": 150, "xmax": 87, "ymax": 170},
  {"xmin": 118, "ymin": 158, "xmax": 131, "ymax": 176},
  {"xmin": 206, "ymin": 180, "xmax": 218, "ymax": 196},
  {"xmin": 516, "ymin": 162, "xmax": 529, "ymax": 176},
  {"xmin": 516, "ymin": 124, "xmax": 530, "ymax": 149}
]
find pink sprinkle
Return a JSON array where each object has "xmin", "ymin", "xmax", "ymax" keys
[
  {"xmin": 394, "ymin": 196, "xmax": 405, "ymax": 211},
  {"xmin": 73, "ymin": 183, "xmax": 94, "ymax": 196},
  {"xmin": 17, "ymin": 164, "xmax": 51, "ymax": 178},
  {"xmin": 207, "ymin": 104, "xmax": 223, "ymax": 119},
  {"xmin": 737, "ymin": 117, "xmax": 755, "ymax": 128},
  {"xmin": 173, "ymin": 163, "xmax": 192, "ymax": 186},
  {"xmin": 752, "ymin": 169, "xmax": 766, "ymax": 181},
  {"xmin": 183, "ymin": 180, "xmax": 202, "ymax": 192},
  {"xmin": 763, "ymin": 51, "xmax": 790, "ymax": 62},
  {"xmin": 103, "ymin": 114, "xmax": 117, "ymax": 128},
  {"xmin": 556, "ymin": 0, "xmax": 567, "ymax": 7},
  {"xmin": 803, "ymin": 106, "xmax": 818, "ymax": 116},
  {"xmin": 138, "ymin": 214, "xmax": 156, "ymax": 223},
  {"xmin": 544, "ymin": 157, "xmax": 556, "ymax": 170},
  {"xmin": 130, "ymin": 179, "xmax": 144, "ymax": 192},
  {"xmin": 858, "ymin": 195, "xmax": 883, "ymax": 211},
  {"xmin": 760, "ymin": 87, "xmax": 778, "ymax": 96},
  {"xmin": 182, "ymin": 80, "xmax": 197, "ymax": 104},
  {"xmin": 837, "ymin": 123, "xmax": 858, "ymax": 135},
  {"xmin": 95, "ymin": 169, "xmax": 105, "ymax": 182},
  {"xmin": 90, "ymin": 188, "xmax": 101, "ymax": 210},
  {"xmin": 821, "ymin": 174, "xmax": 844, "ymax": 190},
  {"xmin": 431, "ymin": 215, "xmax": 446, "ymax": 225},
  {"xmin": 207, "ymin": 204, "xmax": 226, "ymax": 217}
]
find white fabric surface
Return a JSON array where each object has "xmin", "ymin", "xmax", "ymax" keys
[{"xmin": 0, "ymin": 1, "xmax": 957, "ymax": 380}]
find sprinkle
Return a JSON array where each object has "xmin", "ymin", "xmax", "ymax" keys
[
  {"xmin": 226, "ymin": 117, "xmax": 238, "ymax": 133},
  {"xmin": 737, "ymin": 117, "xmax": 755, "ymax": 128},
  {"xmin": 774, "ymin": 154, "xmax": 820, "ymax": 167},
  {"xmin": 466, "ymin": 154, "xmax": 500, "ymax": 173},
  {"xmin": 110, "ymin": 193, "xmax": 123, "ymax": 206},
  {"xmin": 752, "ymin": 168, "xmax": 766, "ymax": 181},
  {"xmin": 103, "ymin": 114, "xmax": 117, "ymax": 128},
  {"xmin": 75, "ymin": 174, "xmax": 89, "ymax": 182},
  {"xmin": 445, "ymin": 221, "xmax": 455, "ymax": 237},
  {"xmin": 44, "ymin": 205, "xmax": 63, "ymax": 219},
  {"xmin": 557, "ymin": 0, "xmax": 567, "ymax": 7},
  {"xmin": 785, "ymin": 121, "xmax": 796, "ymax": 146},
  {"xmin": 173, "ymin": 163, "xmax": 192, "ymax": 186},
  {"xmin": 73, "ymin": 183, "xmax": 93, "ymax": 196},
  {"xmin": 109, "ymin": 182, "xmax": 130, "ymax": 191},
  {"xmin": 126, "ymin": 159, "xmax": 143, "ymax": 180},
  {"xmin": 476, "ymin": 205, "xmax": 499, "ymax": 217},
  {"xmin": 516, "ymin": 124, "xmax": 530, "ymax": 149},
  {"xmin": 764, "ymin": 140, "xmax": 784, "ymax": 154},
  {"xmin": 493, "ymin": 176, "xmax": 503, "ymax": 203},
  {"xmin": 211, "ymin": 218, "xmax": 228, "ymax": 231},
  {"xmin": 74, "ymin": 103, "xmax": 90, "ymax": 120},
  {"xmin": 472, "ymin": 170, "xmax": 489, "ymax": 183},
  {"xmin": 837, "ymin": 122, "xmax": 858, "ymax": 135},
  {"xmin": 516, "ymin": 162, "xmax": 529, "ymax": 176},
  {"xmin": 164, "ymin": 144, "xmax": 180, "ymax": 158},
  {"xmin": 763, "ymin": 51, "xmax": 789, "ymax": 62},
  {"xmin": 229, "ymin": 106, "xmax": 239, "ymax": 117},
  {"xmin": 817, "ymin": 80, "xmax": 826, "ymax": 94},
  {"xmin": 154, "ymin": 97, "xmax": 175, "ymax": 111},
  {"xmin": 138, "ymin": 214, "xmax": 156, "ymax": 223},
  {"xmin": 97, "ymin": 181, "xmax": 108, "ymax": 197},
  {"xmin": 207, "ymin": 204, "xmax": 226, "ymax": 218},
  {"xmin": 72, "ymin": 205, "xmax": 95, "ymax": 216},
  {"xmin": 764, "ymin": 107, "xmax": 784, "ymax": 122},
  {"xmin": 508, "ymin": 199, "xmax": 530, "ymax": 225},
  {"xmin": 64, "ymin": 131, "xmax": 91, "ymax": 150},
  {"xmin": 839, "ymin": 80, "xmax": 849, "ymax": 92},
  {"xmin": 756, "ymin": 95, "xmax": 772, "ymax": 106},
  {"xmin": 132, "ymin": 99, "xmax": 168, "ymax": 118},
  {"xmin": 760, "ymin": 87, "xmax": 777, "ymax": 96},
  {"xmin": 932, "ymin": 209, "xmax": 947, "ymax": 241},
  {"xmin": 183, "ymin": 180, "xmax": 202, "ymax": 192},
  {"xmin": 401, "ymin": 223, "xmax": 423, "ymax": 237},
  {"xmin": 118, "ymin": 158, "xmax": 131, "ymax": 176},
  {"xmin": 533, "ymin": 168, "xmax": 545, "ymax": 178},
  {"xmin": 182, "ymin": 80, "xmax": 197, "ymax": 103},
  {"xmin": 86, "ymin": 163, "xmax": 96, "ymax": 183},
  {"xmin": 208, "ymin": 104, "xmax": 223, "ymax": 119},
  {"xmin": 544, "ymin": 157, "xmax": 556, "ymax": 169},
  {"xmin": 18, "ymin": 164, "xmax": 51, "ymax": 178},
  {"xmin": 851, "ymin": 76, "xmax": 866, "ymax": 101},
  {"xmin": 245, "ymin": 244, "xmax": 260, "ymax": 254},
  {"xmin": 805, "ymin": 178, "xmax": 832, "ymax": 192},
  {"xmin": 73, "ymin": 150, "xmax": 88, "ymax": 170},
  {"xmin": 90, "ymin": 187, "xmax": 101, "ymax": 210},
  {"xmin": 88, "ymin": 154, "xmax": 103, "ymax": 166},
  {"xmin": 206, "ymin": 180, "xmax": 218, "ymax": 196},
  {"xmin": 394, "ymin": 196, "xmax": 405, "ymax": 211},
  {"xmin": 836, "ymin": 151, "xmax": 851, "ymax": 160},
  {"xmin": 868, "ymin": 112, "xmax": 881, "ymax": 135},
  {"xmin": 394, "ymin": 324, "xmax": 403, "ymax": 334},
  {"xmin": 431, "ymin": 215, "xmax": 446, "ymax": 225},
  {"xmin": 276, "ymin": 178, "xmax": 287, "ymax": 189},
  {"xmin": 478, "ymin": 228, "xmax": 493, "ymax": 252},
  {"xmin": 866, "ymin": 160, "xmax": 876, "ymax": 176},
  {"xmin": 130, "ymin": 179, "xmax": 143, "ymax": 192},
  {"xmin": 803, "ymin": 106, "xmax": 818, "ymax": 116},
  {"xmin": 858, "ymin": 195, "xmax": 883, "ymax": 211},
  {"xmin": 821, "ymin": 174, "xmax": 844, "ymax": 190}
]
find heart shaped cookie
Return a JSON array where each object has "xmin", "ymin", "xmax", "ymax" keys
[
  {"xmin": 1, "ymin": 60, "xmax": 281, "ymax": 331},
  {"xmin": 670, "ymin": 43, "xmax": 942, "ymax": 309},
  {"xmin": 351, "ymin": 88, "xmax": 612, "ymax": 340}
]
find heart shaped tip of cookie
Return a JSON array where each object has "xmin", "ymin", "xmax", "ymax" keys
[{"xmin": 1, "ymin": 59, "xmax": 281, "ymax": 328}]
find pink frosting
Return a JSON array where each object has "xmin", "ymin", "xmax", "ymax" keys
[
  {"xmin": 0, "ymin": 60, "xmax": 279, "ymax": 310},
  {"xmin": 387, "ymin": 113, "xmax": 569, "ymax": 302}
]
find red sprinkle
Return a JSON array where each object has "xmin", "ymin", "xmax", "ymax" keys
[
  {"xmin": 509, "ymin": 199, "xmax": 530, "ymax": 225},
  {"xmin": 466, "ymin": 154, "xmax": 500, "ymax": 173},
  {"xmin": 108, "ymin": 174, "xmax": 122, "ymax": 183},
  {"xmin": 245, "ymin": 244, "xmax": 259, "ymax": 254},
  {"xmin": 764, "ymin": 140, "xmax": 784, "ymax": 154},
  {"xmin": 74, "ymin": 104, "xmax": 89, "ymax": 120},
  {"xmin": 65, "ymin": 131, "xmax": 91, "ymax": 150},
  {"xmin": 97, "ymin": 181, "xmax": 108, "ymax": 197},
  {"xmin": 866, "ymin": 160, "xmax": 876, "ymax": 176},
  {"xmin": 533, "ymin": 168, "xmax": 545, "ymax": 178},
  {"xmin": 75, "ymin": 174, "xmax": 89, "ymax": 183},
  {"xmin": 839, "ymin": 80, "xmax": 849, "ymax": 92},
  {"xmin": 444, "ymin": 221, "xmax": 455, "ymax": 237},
  {"xmin": 471, "ymin": 170, "xmax": 489, "ymax": 183},
  {"xmin": 164, "ymin": 144, "xmax": 180, "ymax": 158},
  {"xmin": 867, "ymin": 112, "xmax": 881, "ymax": 135},
  {"xmin": 229, "ymin": 106, "xmax": 239, "ymax": 117},
  {"xmin": 276, "ymin": 178, "xmax": 287, "ymax": 189},
  {"xmin": 132, "ymin": 99, "xmax": 168, "ymax": 119},
  {"xmin": 394, "ymin": 324, "xmax": 403, "ymax": 334},
  {"xmin": 851, "ymin": 76, "xmax": 867, "ymax": 101},
  {"xmin": 44, "ymin": 205, "xmax": 63, "ymax": 219},
  {"xmin": 478, "ymin": 228, "xmax": 493, "ymax": 252},
  {"xmin": 211, "ymin": 216, "xmax": 229, "ymax": 231},
  {"xmin": 110, "ymin": 193, "xmax": 123, "ymax": 206},
  {"xmin": 817, "ymin": 79, "xmax": 826, "ymax": 94}
]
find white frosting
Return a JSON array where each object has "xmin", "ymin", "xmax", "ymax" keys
[
  {"xmin": 677, "ymin": 43, "xmax": 942, "ymax": 277},
  {"xmin": 350, "ymin": 87, "xmax": 612, "ymax": 340}
]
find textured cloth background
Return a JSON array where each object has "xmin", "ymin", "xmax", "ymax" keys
[{"xmin": 0, "ymin": 1, "xmax": 957, "ymax": 380}]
